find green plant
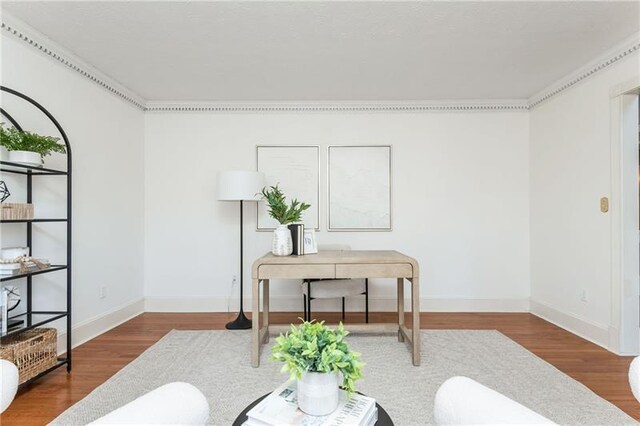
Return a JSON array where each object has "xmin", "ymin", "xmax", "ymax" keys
[
  {"xmin": 272, "ymin": 320, "xmax": 364, "ymax": 393},
  {"xmin": 260, "ymin": 184, "xmax": 310, "ymax": 225},
  {"xmin": 0, "ymin": 123, "xmax": 66, "ymax": 157}
]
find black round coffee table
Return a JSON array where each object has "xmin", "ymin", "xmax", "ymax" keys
[{"xmin": 232, "ymin": 392, "xmax": 394, "ymax": 426}]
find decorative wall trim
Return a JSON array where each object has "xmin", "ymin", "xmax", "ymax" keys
[
  {"xmin": 57, "ymin": 298, "xmax": 144, "ymax": 355},
  {"xmin": 144, "ymin": 101, "xmax": 529, "ymax": 113},
  {"xmin": 529, "ymin": 300, "xmax": 615, "ymax": 354},
  {"xmin": 529, "ymin": 34, "xmax": 640, "ymax": 109},
  {"xmin": 1, "ymin": 15, "xmax": 146, "ymax": 111}
]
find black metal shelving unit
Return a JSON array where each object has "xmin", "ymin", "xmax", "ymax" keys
[{"xmin": 0, "ymin": 86, "xmax": 72, "ymax": 384}]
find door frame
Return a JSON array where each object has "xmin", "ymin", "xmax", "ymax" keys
[{"xmin": 610, "ymin": 77, "xmax": 640, "ymax": 355}]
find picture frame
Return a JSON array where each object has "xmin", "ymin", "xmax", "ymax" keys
[
  {"xmin": 303, "ymin": 229, "xmax": 318, "ymax": 254},
  {"xmin": 327, "ymin": 145, "xmax": 392, "ymax": 231},
  {"xmin": 257, "ymin": 145, "xmax": 320, "ymax": 230}
]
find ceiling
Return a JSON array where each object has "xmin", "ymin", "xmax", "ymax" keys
[{"xmin": 2, "ymin": 1, "xmax": 639, "ymax": 102}]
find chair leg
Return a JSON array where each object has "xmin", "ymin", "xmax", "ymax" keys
[
  {"xmin": 307, "ymin": 281, "xmax": 312, "ymax": 321},
  {"xmin": 365, "ymin": 279, "xmax": 369, "ymax": 323},
  {"xmin": 342, "ymin": 297, "xmax": 346, "ymax": 322},
  {"xmin": 303, "ymin": 294, "xmax": 307, "ymax": 321}
]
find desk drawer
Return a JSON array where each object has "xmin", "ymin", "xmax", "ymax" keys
[
  {"xmin": 258, "ymin": 264, "xmax": 335, "ymax": 279},
  {"xmin": 336, "ymin": 263, "xmax": 413, "ymax": 279}
]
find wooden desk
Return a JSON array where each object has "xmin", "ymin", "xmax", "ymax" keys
[{"xmin": 251, "ymin": 250, "xmax": 420, "ymax": 367}]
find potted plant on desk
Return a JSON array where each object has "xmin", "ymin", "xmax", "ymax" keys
[
  {"xmin": 0, "ymin": 123, "xmax": 66, "ymax": 167},
  {"xmin": 260, "ymin": 185, "xmax": 310, "ymax": 256},
  {"xmin": 272, "ymin": 320, "xmax": 364, "ymax": 416}
]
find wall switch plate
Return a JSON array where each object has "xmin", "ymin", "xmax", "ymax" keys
[
  {"xmin": 100, "ymin": 286, "xmax": 106, "ymax": 299},
  {"xmin": 600, "ymin": 197, "xmax": 609, "ymax": 213}
]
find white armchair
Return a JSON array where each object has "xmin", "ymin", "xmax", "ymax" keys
[
  {"xmin": 89, "ymin": 382, "xmax": 209, "ymax": 425},
  {"xmin": 434, "ymin": 376, "xmax": 556, "ymax": 425},
  {"xmin": 0, "ymin": 359, "xmax": 19, "ymax": 413},
  {"xmin": 629, "ymin": 356, "xmax": 640, "ymax": 402}
]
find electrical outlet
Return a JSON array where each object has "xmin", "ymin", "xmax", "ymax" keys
[
  {"xmin": 100, "ymin": 286, "xmax": 106, "ymax": 299},
  {"xmin": 580, "ymin": 289, "xmax": 588, "ymax": 302}
]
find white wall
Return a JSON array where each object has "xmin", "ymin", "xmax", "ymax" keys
[
  {"xmin": 144, "ymin": 111, "xmax": 530, "ymax": 312},
  {"xmin": 529, "ymin": 50, "xmax": 640, "ymax": 350},
  {"xmin": 0, "ymin": 33, "xmax": 145, "ymax": 347}
]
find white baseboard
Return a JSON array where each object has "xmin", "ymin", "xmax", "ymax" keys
[
  {"xmin": 144, "ymin": 296, "xmax": 530, "ymax": 313},
  {"xmin": 529, "ymin": 300, "xmax": 612, "ymax": 351},
  {"xmin": 57, "ymin": 298, "xmax": 144, "ymax": 355},
  {"xmin": 53, "ymin": 297, "xmax": 619, "ymax": 356},
  {"xmin": 424, "ymin": 298, "xmax": 530, "ymax": 312}
]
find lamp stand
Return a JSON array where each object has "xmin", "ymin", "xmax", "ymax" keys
[{"xmin": 226, "ymin": 200, "xmax": 252, "ymax": 330}]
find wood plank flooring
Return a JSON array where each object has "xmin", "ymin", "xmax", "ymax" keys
[{"xmin": 1, "ymin": 312, "xmax": 638, "ymax": 424}]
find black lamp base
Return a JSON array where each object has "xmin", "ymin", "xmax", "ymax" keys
[{"xmin": 225, "ymin": 310, "xmax": 252, "ymax": 330}]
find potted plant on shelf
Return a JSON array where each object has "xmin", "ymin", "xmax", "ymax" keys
[
  {"xmin": 0, "ymin": 123, "xmax": 66, "ymax": 167},
  {"xmin": 272, "ymin": 320, "xmax": 364, "ymax": 416},
  {"xmin": 261, "ymin": 184, "xmax": 310, "ymax": 256}
]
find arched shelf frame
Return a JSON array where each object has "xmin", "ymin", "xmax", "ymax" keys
[
  {"xmin": 0, "ymin": 85, "xmax": 73, "ymax": 166},
  {"xmin": 0, "ymin": 85, "xmax": 73, "ymax": 379}
]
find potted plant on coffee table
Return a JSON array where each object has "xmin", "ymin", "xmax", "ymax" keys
[
  {"xmin": 272, "ymin": 320, "xmax": 364, "ymax": 416},
  {"xmin": 260, "ymin": 184, "xmax": 310, "ymax": 256},
  {"xmin": 0, "ymin": 123, "xmax": 66, "ymax": 167}
]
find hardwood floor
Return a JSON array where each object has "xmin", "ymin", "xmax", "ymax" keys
[{"xmin": 2, "ymin": 312, "xmax": 638, "ymax": 424}]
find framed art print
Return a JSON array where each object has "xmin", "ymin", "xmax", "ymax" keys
[
  {"xmin": 303, "ymin": 229, "xmax": 318, "ymax": 254},
  {"xmin": 257, "ymin": 145, "xmax": 320, "ymax": 230},
  {"xmin": 328, "ymin": 145, "xmax": 391, "ymax": 231}
]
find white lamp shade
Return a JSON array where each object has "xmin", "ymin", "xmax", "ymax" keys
[{"xmin": 217, "ymin": 171, "xmax": 265, "ymax": 201}]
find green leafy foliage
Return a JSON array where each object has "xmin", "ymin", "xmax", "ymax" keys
[
  {"xmin": 260, "ymin": 185, "xmax": 310, "ymax": 225},
  {"xmin": 0, "ymin": 123, "xmax": 66, "ymax": 157},
  {"xmin": 271, "ymin": 320, "xmax": 364, "ymax": 393}
]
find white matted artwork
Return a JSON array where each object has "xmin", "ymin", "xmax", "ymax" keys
[
  {"xmin": 328, "ymin": 145, "xmax": 391, "ymax": 231},
  {"xmin": 257, "ymin": 145, "xmax": 320, "ymax": 230}
]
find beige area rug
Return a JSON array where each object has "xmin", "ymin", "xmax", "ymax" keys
[{"xmin": 52, "ymin": 330, "xmax": 636, "ymax": 425}]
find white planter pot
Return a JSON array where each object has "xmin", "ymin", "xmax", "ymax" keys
[
  {"xmin": 8, "ymin": 150, "xmax": 42, "ymax": 167},
  {"xmin": 297, "ymin": 371, "xmax": 339, "ymax": 416},
  {"xmin": 272, "ymin": 224, "xmax": 293, "ymax": 256}
]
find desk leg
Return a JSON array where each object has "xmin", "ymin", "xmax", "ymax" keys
[
  {"xmin": 263, "ymin": 279, "xmax": 270, "ymax": 343},
  {"xmin": 411, "ymin": 277, "xmax": 421, "ymax": 366},
  {"xmin": 252, "ymin": 278, "xmax": 261, "ymax": 367},
  {"xmin": 397, "ymin": 278, "xmax": 405, "ymax": 342}
]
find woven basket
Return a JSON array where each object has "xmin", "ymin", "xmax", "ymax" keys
[
  {"xmin": 0, "ymin": 203, "xmax": 34, "ymax": 220},
  {"xmin": 0, "ymin": 328, "xmax": 57, "ymax": 384}
]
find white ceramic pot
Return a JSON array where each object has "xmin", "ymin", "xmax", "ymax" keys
[
  {"xmin": 272, "ymin": 224, "xmax": 293, "ymax": 256},
  {"xmin": 297, "ymin": 371, "xmax": 339, "ymax": 416},
  {"xmin": 8, "ymin": 150, "xmax": 42, "ymax": 167}
]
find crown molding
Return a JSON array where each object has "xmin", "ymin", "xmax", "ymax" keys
[
  {"xmin": 144, "ymin": 100, "xmax": 529, "ymax": 113},
  {"xmin": 1, "ymin": 13, "xmax": 146, "ymax": 110},
  {"xmin": 528, "ymin": 32, "xmax": 640, "ymax": 109}
]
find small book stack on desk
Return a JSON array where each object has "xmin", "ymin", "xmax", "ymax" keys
[{"xmin": 244, "ymin": 380, "xmax": 377, "ymax": 426}]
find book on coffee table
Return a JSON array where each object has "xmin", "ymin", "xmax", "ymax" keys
[{"xmin": 244, "ymin": 380, "xmax": 377, "ymax": 426}]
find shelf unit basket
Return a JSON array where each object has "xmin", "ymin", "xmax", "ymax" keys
[
  {"xmin": 0, "ymin": 203, "xmax": 33, "ymax": 220},
  {"xmin": 0, "ymin": 328, "xmax": 57, "ymax": 384}
]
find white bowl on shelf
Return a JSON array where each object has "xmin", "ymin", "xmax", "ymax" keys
[
  {"xmin": 0, "ymin": 247, "xmax": 29, "ymax": 259},
  {"xmin": 8, "ymin": 150, "xmax": 43, "ymax": 167}
]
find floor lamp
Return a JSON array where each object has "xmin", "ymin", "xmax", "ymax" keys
[{"xmin": 217, "ymin": 171, "xmax": 265, "ymax": 330}]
